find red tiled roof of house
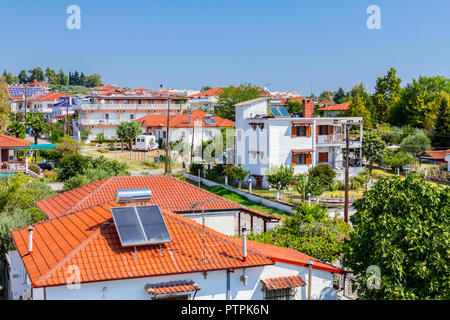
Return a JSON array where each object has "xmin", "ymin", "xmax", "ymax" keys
[
  {"xmin": 136, "ymin": 110, "xmax": 235, "ymax": 128},
  {"xmin": 318, "ymin": 102, "xmax": 349, "ymax": 111},
  {"xmin": 11, "ymin": 203, "xmax": 274, "ymax": 288},
  {"xmin": 145, "ymin": 280, "xmax": 201, "ymax": 296},
  {"xmin": 32, "ymin": 92, "xmax": 73, "ymax": 102},
  {"xmin": 229, "ymin": 239, "xmax": 345, "ymax": 274},
  {"xmin": 24, "ymin": 82, "xmax": 51, "ymax": 86},
  {"xmin": 135, "ymin": 87, "xmax": 150, "ymax": 91},
  {"xmin": 0, "ymin": 134, "xmax": 31, "ymax": 148},
  {"xmin": 261, "ymin": 275, "xmax": 306, "ymax": 290},
  {"xmin": 187, "ymin": 87, "xmax": 224, "ymax": 98},
  {"xmin": 36, "ymin": 175, "xmax": 278, "ymax": 221},
  {"xmin": 420, "ymin": 149, "xmax": 450, "ymax": 161}
]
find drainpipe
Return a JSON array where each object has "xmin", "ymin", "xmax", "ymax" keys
[
  {"xmin": 28, "ymin": 227, "xmax": 34, "ymax": 254},
  {"xmin": 240, "ymin": 228, "xmax": 248, "ymax": 286},
  {"xmin": 307, "ymin": 260, "xmax": 314, "ymax": 300}
]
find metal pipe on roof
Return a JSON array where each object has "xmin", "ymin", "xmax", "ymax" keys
[{"xmin": 28, "ymin": 227, "xmax": 33, "ymax": 254}]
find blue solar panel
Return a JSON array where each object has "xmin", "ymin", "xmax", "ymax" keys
[
  {"xmin": 269, "ymin": 106, "xmax": 281, "ymax": 117},
  {"xmin": 110, "ymin": 205, "xmax": 171, "ymax": 247},
  {"xmin": 111, "ymin": 207, "xmax": 147, "ymax": 246},
  {"xmin": 203, "ymin": 117, "xmax": 217, "ymax": 125},
  {"xmin": 136, "ymin": 205, "xmax": 172, "ymax": 244},
  {"xmin": 278, "ymin": 106, "xmax": 291, "ymax": 117}
]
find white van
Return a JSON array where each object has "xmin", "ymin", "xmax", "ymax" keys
[{"xmin": 135, "ymin": 135, "xmax": 158, "ymax": 151}]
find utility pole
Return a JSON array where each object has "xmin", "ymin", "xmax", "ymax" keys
[
  {"xmin": 165, "ymin": 95, "xmax": 171, "ymax": 174},
  {"xmin": 65, "ymin": 91, "xmax": 69, "ymax": 135},
  {"xmin": 344, "ymin": 123, "xmax": 350, "ymax": 224}
]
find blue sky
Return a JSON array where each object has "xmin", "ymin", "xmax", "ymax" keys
[{"xmin": 0, "ymin": 0, "xmax": 449, "ymax": 94}]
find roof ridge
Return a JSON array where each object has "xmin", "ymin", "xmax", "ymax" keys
[{"xmin": 66, "ymin": 177, "xmax": 114, "ymax": 214}]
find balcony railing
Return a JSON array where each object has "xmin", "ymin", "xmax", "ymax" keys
[
  {"xmin": 74, "ymin": 103, "xmax": 188, "ymax": 111},
  {"xmin": 317, "ymin": 134, "xmax": 345, "ymax": 144},
  {"xmin": 79, "ymin": 119, "xmax": 124, "ymax": 125},
  {"xmin": 0, "ymin": 161, "xmax": 27, "ymax": 172}
]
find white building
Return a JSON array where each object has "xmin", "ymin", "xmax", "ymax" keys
[
  {"xmin": 136, "ymin": 110, "xmax": 235, "ymax": 152},
  {"xmin": 73, "ymin": 93, "xmax": 188, "ymax": 141},
  {"xmin": 7, "ymin": 200, "xmax": 344, "ymax": 300},
  {"xmin": 187, "ymin": 87, "xmax": 223, "ymax": 111},
  {"xmin": 235, "ymin": 98, "xmax": 363, "ymax": 188}
]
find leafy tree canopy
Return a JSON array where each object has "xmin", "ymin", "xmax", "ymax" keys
[
  {"xmin": 399, "ymin": 133, "xmax": 431, "ymax": 156},
  {"xmin": 344, "ymin": 175, "xmax": 450, "ymax": 300},
  {"xmin": 265, "ymin": 165, "xmax": 294, "ymax": 192},
  {"xmin": 214, "ymin": 83, "xmax": 262, "ymax": 121},
  {"xmin": 116, "ymin": 121, "xmax": 143, "ymax": 149}
]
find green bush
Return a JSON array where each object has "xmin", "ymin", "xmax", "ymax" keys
[
  {"xmin": 0, "ymin": 209, "xmax": 34, "ymax": 259},
  {"xmin": 189, "ymin": 163, "xmax": 204, "ymax": 175},
  {"xmin": 308, "ymin": 164, "xmax": 336, "ymax": 186},
  {"xmin": 97, "ymin": 148, "xmax": 109, "ymax": 153}
]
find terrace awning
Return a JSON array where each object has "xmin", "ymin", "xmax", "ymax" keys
[{"xmin": 15, "ymin": 144, "xmax": 56, "ymax": 150}]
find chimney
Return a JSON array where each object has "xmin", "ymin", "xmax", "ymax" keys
[
  {"xmin": 242, "ymin": 227, "xmax": 247, "ymax": 263},
  {"xmin": 28, "ymin": 227, "xmax": 33, "ymax": 254},
  {"xmin": 303, "ymin": 98, "xmax": 314, "ymax": 118}
]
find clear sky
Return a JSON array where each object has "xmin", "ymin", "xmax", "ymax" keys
[{"xmin": 0, "ymin": 0, "xmax": 449, "ymax": 94}]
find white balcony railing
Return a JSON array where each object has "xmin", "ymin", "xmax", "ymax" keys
[
  {"xmin": 79, "ymin": 119, "xmax": 124, "ymax": 125},
  {"xmin": 74, "ymin": 103, "xmax": 188, "ymax": 111},
  {"xmin": 317, "ymin": 134, "xmax": 345, "ymax": 144}
]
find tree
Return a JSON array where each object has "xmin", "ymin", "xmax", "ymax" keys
[
  {"xmin": 116, "ymin": 121, "xmax": 143, "ymax": 149},
  {"xmin": 27, "ymin": 67, "xmax": 45, "ymax": 83},
  {"xmin": 391, "ymin": 76, "xmax": 450, "ymax": 128},
  {"xmin": 57, "ymin": 69, "xmax": 69, "ymax": 86},
  {"xmin": 224, "ymin": 165, "xmax": 249, "ymax": 188},
  {"xmin": 294, "ymin": 174, "xmax": 325, "ymax": 200},
  {"xmin": 431, "ymin": 93, "xmax": 450, "ymax": 149},
  {"xmin": 374, "ymin": 67, "xmax": 402, "ymax": 123},
  {"xmin": 347, "ymin": 83, "xmax": 373, "ymax": 129},
  {"xmin": 333, "ymin": 87, "xmax": 347, "ymax": 104},
  {"xmin": 45, "ymin": 67, "xmax": 58, "ymax": 84},
  {"xmin": 201, "ymin": 85, "xmax": 212, "ymax": 92},
  {"xmin": 286, "ymin": 100, "xmax": 303, "ymax": 115},
  {"xmin": 0, "ymin": 209, "xmax": 34, "ymax": 259},
  {"xmin": 80, "ymin": 129, "xmax": 91, "ymax": 144},
  {"xmin": 399, "ymin": 133, "xmax": 431, "ymax": 156},
  {"xmin": 362, "ymin": 131, "xmax": 386, "ymax": 164},
  {"xmin": 7, "ymin": 120, "xmax": 26, "ymax": 139},
  {"xmin": 95, "ymin": 132, "xmax": 106, "ymax": 145},
  {"xmin": 318, "ymin": 90, "xmax": 333, "ymax": 102},
  {"xmin": 382, "ymin": 150, "xmax": 415, "ymax": 171},
  {"xmin": 214, "ymin": 83, "xmax": 262, "ymax": 121},
  {"xmin": 84, "ymin": 74, "xmax": 102, "ymax": 87},
  {"xmin": 308, "ymin": 163, "xmax": 336, "ymax": 187},
  {"xmin": 249, "ymin": 202, "xmax": 350, "ymax": 263},
  {"xmin": 18, "ymin": 70, "xmax": 28, "ymax": 84},
  {"xmin": 343, "ymin": 175, "xmax": 450, "ymax": 299},
  {"xmin": 265, "ymin": 165, "xmax": 294, "ymax": 200},
  {"xmin": 25, "ymin": 113, "xmax": 47, "ymax": 145},
  {"xmin": 2, "ymin": 70, "xmax": 18, "ymax": 84},
  {"xmin": 0, "ymin": 77, "xmax": 10, "ymax": 130}
]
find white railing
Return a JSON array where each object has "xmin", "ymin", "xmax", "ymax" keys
[
  {"xmin": 79, "ymin": 119, "xmax": 124, "ymax": 125},
  {"xmin": 74, "ymin": 103, "xmax": 187, "ymax": 111},
  {"xmin": 317, "ymin": 134, "xmax": 345, "ymax": 144}
]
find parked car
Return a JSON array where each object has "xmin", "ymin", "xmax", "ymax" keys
[{"xmin": 38, "ymin": 160, "xmax": 58, "ymax": 170}]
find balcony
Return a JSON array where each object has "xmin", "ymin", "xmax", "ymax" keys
[
  {"xmin": 317, "ymin": 134, "xmax": 345, "ymax": 144},
  {"xmin": 74, "ymin": 103, "xmax": 188, "ymax": 111},
  {"xmin": 79, "ymin": 119, "xmax": 123, "ymax": 126}
]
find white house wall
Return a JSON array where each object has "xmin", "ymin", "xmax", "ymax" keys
[{"xmin": 42, "ymin": 261, "xmax": 337, "ymax": 300}]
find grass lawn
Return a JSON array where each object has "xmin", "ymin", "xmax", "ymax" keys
[
  {"xmin": 184, "ymin": 179, "xmax": 291, "ymax": 220},
  {"xmin": 83, "ymin": 148, "xmax": 183, "ymax": 171}
]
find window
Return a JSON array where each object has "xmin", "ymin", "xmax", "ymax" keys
[
  {"xmin": 318, "ymin": 125, "xmax": 329, "ymax": 135},
  {"xmin": 130, "ymin": 114, "xmax": 134, "ymax": 120},
  {"xmin": 296, "ymin": 126, "xmax": 307, "ymax": 136},
  {"xmin": 318, "ymin": 152, "xmax": 328, "ymax": 163},
  {"xmin": 264, "ymin": 288, "xmax": 295, "ymax": 300},
  {"xmin": 105, "ymin": 114, "xmax": 109, "ymax": 120},
  {"xmin": 296, "ymin": 154, "xmax": 306, "ymax": 164},
  {"xmin": 292, "ymin": 153, "xmax": 312, "ymax": 165}
]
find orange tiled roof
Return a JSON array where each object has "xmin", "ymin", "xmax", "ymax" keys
[
  {"xmin": 230, "ymin": 239, "xmax": 345, "ymax": 274},
  {"xmin": 261, "ymin": 275, "xmax": 306, "ymax": 290},
  {"xmin": 421, "ymin": 149, "xmax": 450, "ymax": 161},
  {"xmin": 187, "ymin": 87, "xmax": 224, "ymax": 98},
  {"xmin": 36, "ymin": 175, "xmax": 278, "ymax": 221},
  {"xmin": 0, "ymin": 134, "xmax": 31, "ymax": 148},
  {"xmin": 11, "ymin": 203, "xmax": 274, "ymax": 288},
  {"xmin": 145, "ymin": 280, "xmax": 201, "ymax": 296},
  {"xmin": 136, "ymin": 110, "xmax": 235, "ymax": 128},
  {"xmin": 32, "ymin": 92, "xmax": 73, "ymax": 102},
  {"xmin": 318, "ymin": 102, "xmax": 349, "ymax": 111}
]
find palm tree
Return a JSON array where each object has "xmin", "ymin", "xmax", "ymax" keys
[
  {"xmin": 25, "ymin": 113, "xmax": 47, "ymax": 145},
  {"xmin": 7, "ymin": 120, "xmax": 26, "ymax": 139}
]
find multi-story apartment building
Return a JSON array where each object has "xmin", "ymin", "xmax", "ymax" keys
[
  {"xmin": 73, "ymin": 93, "xmax": 188, "ymax": 141},
  {"xmin": 187, "ymin": 87, "xmax": 223, "ymax": 111},
  {"xmin": 235, "ymin": 97, "xmax": 363, "ymax": 188}
]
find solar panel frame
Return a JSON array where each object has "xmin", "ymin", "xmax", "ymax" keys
[
  {"xmin": 278, "ymin": 106, "xmax": 291, "ymax": 117},
  {"xmin": 269, "ymin": 106, "xmax": 281, "ymax": 117},
  {"xmin": 203, "ymin": 117, "xmax": 217, "ymax": 125}
]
